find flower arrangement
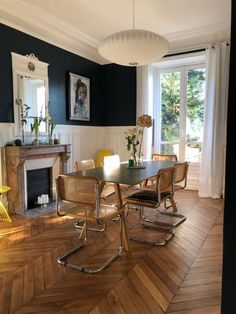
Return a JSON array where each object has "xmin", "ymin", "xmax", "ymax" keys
[
  {"xmin": 125, "ymin": 114, "xmax": 152, "ymax": 166},
  {"xmin": 15, "ymin": 99, "xmax": 30, "ymax": 143}
]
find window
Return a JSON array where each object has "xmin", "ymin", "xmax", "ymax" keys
[{"xmin": 153, "ymin": 55, "xmax": 206, "ymax": 163}]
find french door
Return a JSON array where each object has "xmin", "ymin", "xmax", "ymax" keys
[{"xmin": 154, "ymin": 65, "xmax": 206, "ymax": 163}]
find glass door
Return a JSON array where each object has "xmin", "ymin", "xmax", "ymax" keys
[{"xmin": 157, "ymin": 66, "xmax": 206, "ymax": 163}]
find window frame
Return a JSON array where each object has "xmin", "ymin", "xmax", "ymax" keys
[{"xmin": 153, "ymin": 55, "xmax": 206, "ymax": 163}]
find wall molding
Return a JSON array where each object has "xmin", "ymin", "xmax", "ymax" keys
[
  {"xmin": 0, "ymin": 123, "xmax": 199, "ymax": 190},
  {"xmin": 0, "ymin": 123, "xmax": 130, "ymax": 185},
  {"xmin": 0, "ymin": 0, "xmax": 230, "ymax": 64}
]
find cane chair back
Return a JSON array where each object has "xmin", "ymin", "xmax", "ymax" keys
[
  {"xmin": 142, "ymin": 154, "xmax": 177, "ymax": 190},
  {"xmin": 75, "ymin": 158, "xmax": 115, "ymax": 200},
  {"xmin": 125, "ymin": 167, "xmax": 175, "ymax": 208},
  {"xmin": 75, "ymin": 159, "xmax": 95, "ymax": 172},
  {"xmin": 152, "ymin": 153, "xmax": 178, "ymax": 161},
  {"xmin": 174, "ymin": 161, "xmax": 189, "ymax": 191},
  {"xmin": 56, "ymin": 174, "xmax": 125, "ymax": 273},
  {"xmin": 57, "ymin": 175, "xmax": 123, "ymax": 224}
]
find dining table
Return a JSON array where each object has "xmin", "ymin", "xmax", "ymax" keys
[{"xmin": 68, "ymin": 159, "xmax": 174, "ymax": 252}]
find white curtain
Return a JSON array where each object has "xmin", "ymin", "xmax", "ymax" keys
[
  {"xmin": 199, "ymin": 42, "xmax": 230, "ymax": 198},
  {"xmin": 136, "ymin": 65, "xmax": 153, "ymax": 159}
]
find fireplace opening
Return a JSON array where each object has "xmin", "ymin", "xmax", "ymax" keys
[{"xmin": 27, "ymin": 167, "xmax": 52, "ymax": 209}]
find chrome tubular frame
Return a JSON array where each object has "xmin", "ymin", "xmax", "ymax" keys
[
  {"xmin": 74, "ymin": 220, "xmax": 106, "ymax": 232},
  {"xmin": 57, "ymin": 216, "xmax": 124, "ymax": 274},
  {"xmin": 129, "ymin": 204, "xmax": 185, "ymax": 246}
]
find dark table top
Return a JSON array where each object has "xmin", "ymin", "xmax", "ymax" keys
[{"xmin": 68, "ymin": 160, "xmax": 174, "ymax": 186}]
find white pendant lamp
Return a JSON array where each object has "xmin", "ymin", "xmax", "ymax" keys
[{"xmin": 98, "ymin": 1, "xmax": 169, "ymax": 66}]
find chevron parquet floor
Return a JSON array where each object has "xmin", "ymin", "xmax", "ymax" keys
[{"xmin": 0, "ymin": 190, "xmax": 223, "ymax": 314}]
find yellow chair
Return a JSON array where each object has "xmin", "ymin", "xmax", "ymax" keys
[
  {"xmin": 96, "ymin": 149, "xmax": 113, "ymax": 167},
  {"xmin": 0, "ymin": 186, "xmax": 12, "ymax": 223}
]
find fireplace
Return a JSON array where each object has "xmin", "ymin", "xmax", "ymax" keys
[
  {"xmin": 5, "ymin": 144, "xmax": 71, "ymax": 214},
  {"xmin": 24, "ymin": 156, "xmax": 60, "ymax": 210}
]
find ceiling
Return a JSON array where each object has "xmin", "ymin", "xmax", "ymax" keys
[{"xmin": 0, "ymin": 0, "xmax": 231, "ymax": 64}]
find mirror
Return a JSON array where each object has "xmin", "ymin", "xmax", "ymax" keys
[
  {"xmin": 11, "ymin": 52, "xmax": 49, "ymax": 136},
  {"xmin": 16, "ymin": 75, "xmax": 47, "ymax": 133}
]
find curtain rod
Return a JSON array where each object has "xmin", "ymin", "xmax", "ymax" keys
[{"xmin": 164, "ymin": 48, "xmax": 206, "ymax": 58}]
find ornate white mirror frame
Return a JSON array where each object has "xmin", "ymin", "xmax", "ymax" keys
[{"xmin": 11, "ymin": 52, "xmax": 49, "ymax": 138}]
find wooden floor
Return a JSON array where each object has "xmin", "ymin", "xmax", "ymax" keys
[{"xmin": 0, "ymin": 190, "xmax": 223, "ymax": 314}]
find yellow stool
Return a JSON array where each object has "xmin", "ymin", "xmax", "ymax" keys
[
  {"xmin": 96, "ymin": 149, "xmax": 113, "ymax": 167},
  {"xmin": 0, "ymin": 185, "xmax": 12, "ymax": 223}
]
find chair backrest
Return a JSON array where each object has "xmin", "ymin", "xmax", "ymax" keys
[
  {"xmin": 156, "ymin": 167, "xmax": 175, "ymax": 193},
  {"xmin": 75, "ymin": 159, "xmax": 95, "ymax": 172},
  {"xmin": 96, "ymin": 149, "xmax": 113, "ymax": 167},
  {"xmin": 56, "ymin": 174, "xmax": 123, "ymax": 224},
  {"xmin": 152, "ymin": 153, "xmax": 178, "ymax": 162},
  {"xmin": 174, "ymin": 161, "xmax": 189, "ymax": 188},
  {"xmin": 103, "ymin": 154, "xmax": 120, "ymax": 169},
  {"xmin": 57, "ymin": 174, "xmax": 100, "ymax": 210}
]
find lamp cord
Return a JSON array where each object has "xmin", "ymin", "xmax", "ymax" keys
[{"xmin": 133, "ymin": 0, "xmax": 135, "ymax": 30}]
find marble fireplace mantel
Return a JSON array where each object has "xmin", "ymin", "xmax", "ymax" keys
[{"xmin": 5, "ymin": 144, "xmax": 71, "ymax": 214}]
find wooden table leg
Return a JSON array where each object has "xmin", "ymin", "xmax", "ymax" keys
[{"xmin": 114, "ymin": 183, "xmax": 130, "ymax": 252}]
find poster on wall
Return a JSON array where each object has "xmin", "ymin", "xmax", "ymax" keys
[{"xmin": 69, "ymin": 72, "xmax": 90, "ymax": 121}]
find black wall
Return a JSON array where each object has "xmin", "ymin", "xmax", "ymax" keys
[
  {"xmin": 102, "ymin": 64, "xmax": 136, "ymax": 126},
  {"xmin": 0, "ymin": 23, "xmax": 136, "ymax": 126}
]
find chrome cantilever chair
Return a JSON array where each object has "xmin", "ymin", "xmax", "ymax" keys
[
  {"xmin": 74, "ymin": 158, "xmax": 114, "ymax": 232},
  {"xmin": 56, "ymin": 174, "xmax": 125, "ymax": 273},
  {"xmin": 124, "ymin": 167, "xmax": 186, "ymax": 246},
  {"xmin": 152, "ymin": 153, "xmax": 178, "ymax": 162},
  {"xmin": 74, "ymin": 159, "xmax": 105, "ymax": 232}
]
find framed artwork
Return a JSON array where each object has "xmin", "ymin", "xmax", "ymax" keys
[{"xmin": 69, "ymin": 72, "xmax": 90, "ymax": 121}]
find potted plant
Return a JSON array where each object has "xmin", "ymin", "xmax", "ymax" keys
[
  {"xmin": 30, "ymin": 113, "xmax": 47, "ymax": 146},
  {"xmin": 15, "ymin": 99, "xmax": 30, "ymax": 144},
  {"xmin": 48, "ymin": 123, "xmax": 56, "ymax": 145}
]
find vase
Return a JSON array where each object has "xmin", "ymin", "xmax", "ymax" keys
[{"xmin": 33, "ymin": 138, "xmax": 39, "ymax": 146}]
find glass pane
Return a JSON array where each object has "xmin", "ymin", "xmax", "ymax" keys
[
  {"xmin": 160, "ymin": 72, "xmax": 180, "ymax": 142},
  {"xmin": 161, "ymin": 143, "xmax": 179, "ymax": 157},
  {"xmin": 186, "ymin": 143, "xmax": 202, "ymax": 162},
  {"xmin": 186, "ymin": 68, "xmax": 206, "ymax": 161}
]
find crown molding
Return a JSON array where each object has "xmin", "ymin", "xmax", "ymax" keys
[
  {"xmin": 165, "ymin": 21, "xmax": 230, "ymax": 50},
  {"xmin": 0, "ymin": 0, "xmax": 230, "ymax": 64},
  {"xmin": 0, "ymin": 0, "xmax": 106, "ymax": 64}
]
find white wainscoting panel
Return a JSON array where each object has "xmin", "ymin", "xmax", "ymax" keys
[
  {"xmin": 0, "ymin": 123, "xmax": 200, "ymax": 190},
  {"xmin": 0, "ymin": 124, "xmax": 132, "ymax": 186}
]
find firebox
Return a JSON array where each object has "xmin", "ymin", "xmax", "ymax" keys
[{"xmin": 27, "ymin": 167, "xmax": 52, "ymax": 209}]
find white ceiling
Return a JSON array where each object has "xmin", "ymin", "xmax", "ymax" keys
[{"xmin": 0, "ymin": 0, "xmax": 231, "ymax": 64}]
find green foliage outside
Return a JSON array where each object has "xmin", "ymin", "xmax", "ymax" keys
[{"xmin": 160, "ymin": 69, "xmax": 206, "ymax": 154}]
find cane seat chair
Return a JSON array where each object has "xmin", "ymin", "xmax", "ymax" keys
[
  {"xmin": 142, "ymin": 153, "xmax": 178, "ymax": 204},
  {"xmin": 74, "ymin": 158, "xmax": 115, "ymax": 232},
  {"xmin": 152, "ymin": 153, "xmax": 178, "ymax": 162},
  {"xmin": 75, "ymin": 159, "xmax": 95, "ymax": 171},
  {"xmin": 124, "ymin": 167, "xmax": 186, "ymax": 246},
  {"xmin": 56, "ymin": 174, "xmax": 125, "ymax": 273},
  {"xmin": 75, "ymin": 158, "xmax": 115, "ymax": 199},
  {"xmin": 174, "ymin": 161, "xmax": 189, "ymax": 191}
]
